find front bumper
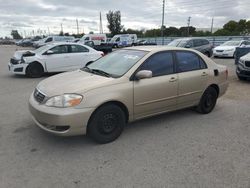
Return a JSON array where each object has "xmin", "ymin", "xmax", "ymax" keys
[
  {"xmin": 29, "ymin": 93, "xmax": 95, "ymax": 136},
  {"xmin": 8, "ymin": 63, "xmax": 28, "ymax": 75},
  {"xmin": 236, "ymin": 63, "xmax": 250, "ymax": 78},
  {"xmin": 213, "ymin": 50, "xmax": 234, "ymax": 57}
]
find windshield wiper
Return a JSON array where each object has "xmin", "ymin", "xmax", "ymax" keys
[
  {"xmin": 81, "ymin": 66, "xmax": 93, "ymax": 73},
  {"xmin": 91, "ymin": 69, "xmax": 111, "ymax": 78}
]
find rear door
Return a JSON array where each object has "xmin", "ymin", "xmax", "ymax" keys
[
  {"xmin": 133, "ymin": 51, "xmax": 178, "ymax": 119},
  {"xmin": 175, "ymin": 51, "xmax": 208, "ymax": 108},
  {"xmin": 68, "ymin": 44, "xmax": 93, "ymax": 69}
]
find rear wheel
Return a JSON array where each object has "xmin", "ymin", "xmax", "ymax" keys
[
  {"xmin": 26, "ymin": 63, "xmax": 44, "ymax": 78},
  {"xmin": 87, "ymin": 104, "xmax": 126, "ymax": 144},
  {"xmin": 204, "ymin": 51, "xmax": 210, "ymax": 57},
  {"xmin": 196, "ymin": 87, "xmax": 218, "ymax": 114}
]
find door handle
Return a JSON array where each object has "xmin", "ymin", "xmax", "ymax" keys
[
  {"xmin": 201, "ymin": 72, "xmax": 208, "ymax": 76},
  {"xmin": 169, "ymin": 77, "xmax": 178, "ymax": 82}
]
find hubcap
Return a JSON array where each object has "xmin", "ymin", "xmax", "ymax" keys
[{"xmin": 99, "ymin": 113, "xmax": 118, "ymax": 134}]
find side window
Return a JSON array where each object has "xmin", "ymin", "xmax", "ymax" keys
[
  {"xmin": 70, "ymin": 45, "xmax": 89, "ymax": 53},
  {"xmin": 116, "ymin": 37, "xmax": 120, "ymax": 42},
  {"xmin": 186, "ymin": 40, "xmax": 194, "ymax": 47},
  {"xmin": 193, "ymin": 39, "xmax": 200, "ymax": 47},
  {"xmin": 45, "ymin": 37, "xmax": 52, "ymax": 43},
  {"xmin": 176, "ymin": 51, "xmax": 207, "ymax": 72},
  {"xmin": 140, "ymin": 52, "xmax": 174, "ymax": 77},
  {"xmin": 85, "ymin": 37, "xmax": 90, "ymax": 41},
  {"xmin": 203, "ymin": 39, "xmax": 209, "ymax": 45},
  {"xmin": 49, "ymin": 45, "xmax": 68, "ymax": 54}
]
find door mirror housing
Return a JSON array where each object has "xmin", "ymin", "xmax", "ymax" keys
[
  {"xmin": 46, "ymin": 50, "xmax": 54, "ymax": 55},
  {"xmin": 135, "ymin": 70, "xmax": 152, "ymax": 80}
]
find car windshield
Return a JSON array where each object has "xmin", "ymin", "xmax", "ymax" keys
[
  {"xmin": 82, "ymin": 49, "xmax": 147, "ymax": 78},
  {"xmin": 221, "ymin": 41, "xmax": 241, "ymax": 46},
  {"xmin": 168, "ymin": 39, "xmax": 188, "ymax": 47},
  {"xmin": 34, "ymin": 45, "xmax": 52, "ymax": 53}
]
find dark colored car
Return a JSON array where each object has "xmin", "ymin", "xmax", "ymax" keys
[
  {"xmin": 135, "ymin": 40, "xmax": 157, "ymax": 46},
  {"xmin": 168, "ymin": 38, "xmax": 213, "ymax": 57}
]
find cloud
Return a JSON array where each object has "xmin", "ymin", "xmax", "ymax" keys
[{"xmin": 0, "ymin": 0, "xmax": 250, "ymax": 37}]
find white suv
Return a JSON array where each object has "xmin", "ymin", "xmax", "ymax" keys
[{"xmin": 8, "ymin": 43, "xmax": 103, "ymax": 77}]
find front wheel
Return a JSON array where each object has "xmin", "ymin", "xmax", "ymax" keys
[
  {"xmin": 196, "ymin": 87, "xmax": 218, "ymax": 114},
  {"xmin": 26, "ymin": 63, "xmax": 44, "ymax": 78},
  {"xmin": 237, "ymin": 74, "xmax": 246, "ymax": 81},
  {"xmin": 87, "ymin": 104, "xmax": 126, "ymax": 144}
]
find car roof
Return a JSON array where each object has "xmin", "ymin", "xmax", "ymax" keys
[{"xmin": 125, "ymin": 45, "xmax": 197, "ymax": 52}]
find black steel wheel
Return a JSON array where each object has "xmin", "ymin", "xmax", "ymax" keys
[
  {"xmin": 88, "ymin": 104, "xmax": 126, "ymax": 144},
  {"xmin": 196, "ymin": 87, "xmax": 218, "ymax": 114}
]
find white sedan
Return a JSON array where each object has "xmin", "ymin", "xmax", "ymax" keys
[
  {"xmin": 8, "ymin": 42, "xmax": 103, "ymax": 77},
  {"xmin": 213, "ymin": 40, "xmax": 250, "ymax": 58}
]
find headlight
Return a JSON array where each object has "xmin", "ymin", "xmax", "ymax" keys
[{"xmin": 45, "ymin": 94, "xmax": 83, "ymax": 108}]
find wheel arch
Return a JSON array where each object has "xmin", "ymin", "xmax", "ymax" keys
[
  {"xmin": 86, "ymin": 100, "xmax": 129, "ymax": 133},
  {"xmin": 208, "ymin": 84, "xmax": 220, "ymax": 97},
  {"xmin": 26, "ymin": 61, "xmax": 45, "ymax": 73}
]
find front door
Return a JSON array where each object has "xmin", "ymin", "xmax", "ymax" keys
[
  {"xmin": 44, "ymin": 44, "xmax": 71, "ymax": 72},
  {"xmin": 133, "ymin": 51, "xmax": 178, "ymax": 119}
]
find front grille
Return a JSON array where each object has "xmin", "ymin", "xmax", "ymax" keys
[
  {"xmin": 216, "ymin": 50, "xmax": 224, "ymax": 53},
  {"xmin": 245, "ymin": 61, "xmax": 250, "ymax": 68},
  {"xmin": 34, "ymin": 89, "xmax": 46, "ymax": 103},
  {"xmin": 10, "ymin": 58, "xmax": 19, "ymax": 65}
]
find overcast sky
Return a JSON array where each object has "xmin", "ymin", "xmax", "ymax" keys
[{"xmin": 0, "ymin": 0, "xmax": 249, "ymax": 37}]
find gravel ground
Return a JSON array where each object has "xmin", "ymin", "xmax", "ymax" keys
[{"xmin": 0, "ymin": 45, "xmax": 249, "ymax": 188}]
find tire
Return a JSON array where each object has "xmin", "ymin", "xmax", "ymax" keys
[
  {"xmin": 204, "ymin": 51, "xmax": 210, "ymax": 57},
  {"xmin": 87, "ymin": 104, "xmax": 126, "ymax": 144},
  {"xmin": 26, "ymin": 62, "xmax": 44, "ymax": 78},
  {"xmin": 196, "ymin": 87, "xmax": 218, "ymax": 114},
  {"xmin": 237, "ymin": 74, "xmax": 246, "ymax": 81}
]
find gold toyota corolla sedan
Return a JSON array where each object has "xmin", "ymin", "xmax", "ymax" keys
[{"xmin": 29, "ymin": 46, "xmax": 228, "ymax": 143}]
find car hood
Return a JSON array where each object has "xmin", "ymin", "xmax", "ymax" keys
[
  {"xmin": 240, "ymin": 52, "xmax": 250, "ymax": 61},
  {"xmin": 214, "ymin": 46, "xmax": 236, "ymax": 50},
  {"xmin": 37, "ymin": 70, "xmax": 115, "ymax": 97},
  {"xmin": 13, "ymin": 50, "xmax": 35, "ymax": 60}
]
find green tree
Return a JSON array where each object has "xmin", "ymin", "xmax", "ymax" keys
[
  {"xmin": 11, "ymin": 30, "xmax": 22, "ymax": 39},
  {"xmin": 106, "ymin": 10, "xmax": 123, "ymax": 36}
]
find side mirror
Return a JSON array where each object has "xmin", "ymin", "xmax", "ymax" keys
[
  {"xmin": 46, "ymin": 50, "xmax": 54, "ymax": 55},
  {"xmin": 185, "ymin": 44, "xmax": 191, "ymax": 48},
  {"xmin": 135, "ymin": 70, "xmax": 152, "ymax": 80}
]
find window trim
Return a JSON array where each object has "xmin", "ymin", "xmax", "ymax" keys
[
  {"xmin": 44, "ymin": 44, "xmax": 70, "ymax": 55},
  {"xmin": 69, "ymin": 44, "xmax": 89, "ymax": 53},
  {"xmin": 174, "ymin": 50, "xmax": 208, "ymax": 73},
  {"xmin": 130, "ymin": 50, "xmax": 176, "ymax": 81}
]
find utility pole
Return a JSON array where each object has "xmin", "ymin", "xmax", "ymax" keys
[
  {"xmin": 76, "ymin": 19, "xmax": 79, "ymax": 34},
  {"xmin": 60, "ymin": 23, "xmax": 63, "ymax": 34},
  {"xmin": 161, "ymin": 0, "xmax": 165, "ymax": 45},
  {"xmin": 187, "ymin": 16, "xmax": 191, "ymax": 37},
  {"xmin": 47, "ymin": 27, "xmax": 50, "ymax": 35},
  {"xmin": 210, "ymin": 17, "xmax": 214, "ymax": 33},
  {"xmin": 99, "ymin": 12, "xmax": 103, "ymax": 34}
]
